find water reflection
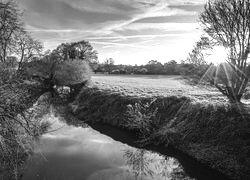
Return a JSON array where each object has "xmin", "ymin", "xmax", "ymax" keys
[
  {"xmin": 22, "ymin": 113, "xmax": 192, "ymax": 180},
  {"xmin": 123, "ymin": 148, "xmax": 193, "ymax": 180}
]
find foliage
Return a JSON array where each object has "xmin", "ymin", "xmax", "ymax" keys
[
  {"xmin": 163, "ymin": 60, "xmax": 179, "ymax": 75},
  {"xmin": 96, "ymin": 59, "xmax": 181, "ymax": 75},
  {"xmin": 125, "ymin": 100, "xmax": 158, "ymax": 139},
  {"xmin": 0, "ymin": 56, "xmax": 18, "ymax": 84},
  {"xmin": 182, "ymin": 37, "xmax": 211, "ymax": 81},
  {"xmin": 186, "ymin": 37, "xmax": 210, "ymax": 66},
  {"xmin": 0, "ymin": 80, "xmax": 50, "ymax": 179},
  {"xmin": 23, "ymin": 56, "xmax": 91, "ymax": 94},
  {"xmin": 145, "ymin": 60, "xmax": 164, "ymax": 75},
  {"xmin": 200, "ymin": 0, "xmax": 250, "ymax": 102},
  {"xmin": 0, "ymin": 0, "xmax": 43, "ymax": 80},
  {"xmin": 51, "ymin": 40, "xmax": 98, "ymax": 69},
  {"xmin": 52, "ymin": 59, "xmax": 91, "ymax": 92}
]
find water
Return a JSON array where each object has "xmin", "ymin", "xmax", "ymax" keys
[{"xmin": 22, "ymin": 113, "xmax": 193, "ymax": 180}]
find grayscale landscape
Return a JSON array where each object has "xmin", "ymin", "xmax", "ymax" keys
[{"xmin": 0, "ymin": 0, "xmax": 250, "ymax": 180}]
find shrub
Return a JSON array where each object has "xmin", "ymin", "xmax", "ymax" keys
[{"xmin": 125, "ymin": 100, "xmax": 158, "ymax": 139}]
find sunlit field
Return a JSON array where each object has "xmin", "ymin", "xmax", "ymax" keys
[{"xmin": 91, "ymin": 74, "xmax": 227, "ymax": 103}]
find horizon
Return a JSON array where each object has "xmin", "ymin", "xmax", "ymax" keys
[{"xmin": 19, "ymin": 0, "xmax": 227, "ymax": 65}]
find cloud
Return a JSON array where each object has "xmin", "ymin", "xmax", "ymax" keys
[{"xmin": 19, "ymin": 0, "xmax": 206, "ymax": 64}]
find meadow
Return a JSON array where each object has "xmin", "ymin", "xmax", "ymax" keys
[{"xmin": 91, "ymin": 74, "xmax": 227, "ymax": 103}]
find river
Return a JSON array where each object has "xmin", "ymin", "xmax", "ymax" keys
[{"xmin": 21, "ymin": 111, "xmax": 229, "ymax": 180}]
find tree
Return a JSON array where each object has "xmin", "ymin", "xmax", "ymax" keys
[
  {"xmin": 164, "ymin": 60, "xmax": 178, "ymax": 75},
  {"xmin": 53, "ymin": 60, "xmax": 90, "ymax": 90},
  {"xmin": 0, "ymin": 0, "xmax": 23, "ymax": 62},
  {"xmin": 184, "ymin": 37, "xmax": 211, "ymax": 79},
  {"xmin": 137, "ymin": 68, "xmax": 148, "ymax": 74},
  {"xmin": 15, "ymin": 30, "xmax": 43, "ymax": 70},
  {"xmin": 186, "ymin": 37, "xmax": 210, "ymax": 67},
  {"xmin": 103, "ymin": 58, "xmax": 115, "ymax": 74},
  {"xmin": 200, "ymin": 0, "xmax": 250, "ymax": 102},
  {"xmin": 51, "ymin": 40, "xmax": 98, "ymax": 69},
  {"xmin": 23, "ymin": 57, "xmax": 91, "ymax": 94},
  {"xmin": 145, "ymin": 60, "xmax": 164, "ymax": 74}
]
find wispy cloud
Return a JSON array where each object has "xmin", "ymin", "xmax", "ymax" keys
[
  {"xmin": 91, "ymin": 41, "xmax": 150, "ymax": 49},
  {"xmin": 20, "ymin": 0, "xmax": 206, "ymax": 64}
]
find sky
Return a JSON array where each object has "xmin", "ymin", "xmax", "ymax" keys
[{"xmin": 19, "ymin": 0, "xmax": 226, "ymax": 65}]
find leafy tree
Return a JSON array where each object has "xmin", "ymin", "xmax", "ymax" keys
[
  {"xmin": 200, "ymin": 0, "xmax": 250, "ymax": 102},
  {"xmin": 137, "ymin": 68, "xmax": 148, "ymax": 74},
  {"xmin": 164, "ymin": 60, "xmax": 178, "ymax": 75},
  {"xmin": 53, "ymin": 60, "xmax": 90, "ymax": 91},
  {"xmin": 187, "ymin": 37, "xmax": 210, "ymax": 66},
  {"xmin": 23, "ymin": 57, "xmax": 91, "ymax": 94},
  {"xmin": 51, "ymin": 40, "xmax": 98, "ymax": 69},
  {"xmin": 0, "ymin": 0, "xmax": 23, "ymax": 62},
  {"xmin": 145, "ymin": 60, "xmax": 164, "ymax": 74},
  {"xmin": 182, "ymin": 37, "xmax": 212, "ymax": 80}
]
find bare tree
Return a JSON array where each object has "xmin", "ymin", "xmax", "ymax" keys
[
  {"xmin": 0, "ymin": 0, "xmax": 23, "ymax": 62},
  {"xmin": 103, "ymin": 58, "xmax": 115, "ymax": 74},
  {"xmin": 15, "ymin": 30, "xmax": 43, "ymax": 70},
  {"xmin": 200, "ymin": 0, "xmax": 250, "ymax": 102}
]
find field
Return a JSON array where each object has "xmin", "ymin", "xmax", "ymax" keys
[{"xmin": 91, "ymin": 74, "xmax": 227, "ymax": 103}]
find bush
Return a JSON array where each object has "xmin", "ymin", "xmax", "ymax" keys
[
  {"xmin": 53, "ymin": 59, "xmax": 91, "ymax": 86},
  {"xmin": 0, "ymin": 58, "xmax": 18, "ymax": 84},
  {"xmin": 125, "ymin": 100, "xmax": 158, "ymax": 139},
  {"xmin": 23, "ymin": 58, "xmax": 91, "ymax": 95}
]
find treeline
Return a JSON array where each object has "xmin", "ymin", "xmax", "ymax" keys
[{"xmin": 95, "ymin": 59, "xmax": 210, "ymax": 78}]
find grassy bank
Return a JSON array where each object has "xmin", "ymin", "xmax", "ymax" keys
[{"xmin": 69, "ymin": 76, "xmax": 250, "ymax": 179}]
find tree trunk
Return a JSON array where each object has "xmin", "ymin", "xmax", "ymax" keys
[
  {"xmin": 227, "ymin": 94, "xmax": 242, "ymax": 103},
  {"xmin": 18, "ymin": 51, "xmax": 24, "ymax": 70}
]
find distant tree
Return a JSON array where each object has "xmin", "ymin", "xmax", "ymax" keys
[
  {"xmin": 184, "ymin": 37, "xmax": 211, "ymax": 79},
  {"xmin": 200, "ymin": 0, "xmax": 250, "ymax": 102},
  {"xmin": 103, "ymin": 58, "xmax": 115, "ymax": 74},
  {"xmin": 137, "ymin": 68, "xmax": 148, "ymax": 74},
  {"xmin": 187, "ymin": 37, "xmax": 210, "ymax": 66},
  {"xmin": 124, "ymin": 65, "xmax": 134, "ymax": 74},
  {"xmin": 0, "ymin": 0, "xmax": 24, "ymax": 62},
  {"xmin": 164, "ymin": 60, "xmax": 178, "ymax": 75},
  {"xmin": 145, "ymin": 60, "xmax": 164, "ymax": 74}
]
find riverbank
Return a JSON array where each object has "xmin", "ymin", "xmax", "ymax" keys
[
  {"xmin": 0, "ymin": 80, "xmax": 50, "ymax": 179},
  {"xmin": 69, "ymin": 84, "xmax": 250, "ymax": 179}
]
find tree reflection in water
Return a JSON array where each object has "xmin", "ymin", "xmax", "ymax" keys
[{"xmin": 123, "ymin": 148, "xmax": 194, "ymax": 180}]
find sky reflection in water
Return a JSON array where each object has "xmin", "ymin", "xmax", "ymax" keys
[{"xmin": 22, "ymin": 114, "xmax": 192, "ymax": 180}]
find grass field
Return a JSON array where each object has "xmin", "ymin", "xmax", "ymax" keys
[{"xmin": 91, "ymin": 74, "xmax": 227, "ymax": 103}]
